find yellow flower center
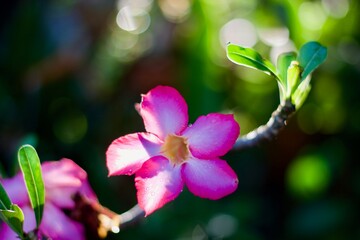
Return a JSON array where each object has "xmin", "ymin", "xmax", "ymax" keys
[{"xmin": 161, "ymin": 134, "xmax": 190, "ymax": 165}]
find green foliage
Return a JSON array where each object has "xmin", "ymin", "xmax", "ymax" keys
[
  {"xmin": 293, "ymin": 42, "xmax": 327, "ymax": 108},
  {"xmin": 0, "ymin": 183, "xmax": 12, "ymax": 209},
  {"xmin": 0, "ymin": 205, "xmax": 25, "ymax": 238},
  {"xmin": 17, "ymin": 145, "xmax": 45, "ymax": 228},
  {"xmin": 286, "ymin": 61, "xmax": 302, "ymax": 98},
  {"xmin": 226, "ymin": 42, "xmax": 327, "ymax": 108},
  {"xmin": 277, "ymin": 52, "xmax": 297, "ymax": 100},
  {"xmin": 277, "ymin": 52, "xmax": 297, "ymax": 85},
  {"xmin": 226, "ymin": 43, "xmax": 279, "ymax": 78},
  {"xmin": 0, "ymin": 183, "xmax": 24, "ymax": 238},
  {"xmin": 0, "ymin": 145, "xmax": 45, "ymax": 238},
  {"xmin": 298, "ymin": 42, "xmax": 328, "ymax": 81},
  {"xmin": 292, "ymin": 76, "xmax": 312, "ymax": 109}
]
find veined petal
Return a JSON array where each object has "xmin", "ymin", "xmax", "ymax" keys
[
  {"xmin": 182, "ymin": 113, "xmax": 240, "ymax": 158},
  {"xmin": 139, "ymin": 86, "xmax": 188, "ymax": 140},
  {"xmin": 40, "ymin": 203, "xmax": 85, "ymax": 240},
  {"xmin": 182, "ymin": 158, "xmax": 238, "ymax": 200},
  {"xmin": 106, "ymin": 133, "xmax": 162, "ymax": 176},
  {"xmin": 135, "ymin": 156, "xmax": 184, "ymax": 216}
]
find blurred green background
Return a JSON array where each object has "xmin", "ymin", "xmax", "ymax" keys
[{"xmin": 1, "ymin": 0, "xmax": 359, "ymax": 239}]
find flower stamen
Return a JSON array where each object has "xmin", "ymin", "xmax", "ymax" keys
[{"xmin": 161, "ymin": 134, "xmax": 189, "ymax": 165}]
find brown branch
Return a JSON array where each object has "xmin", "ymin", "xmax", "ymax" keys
[{"xmin": 233, "ymin": 99, "xmax": 296, "ymax": 151}]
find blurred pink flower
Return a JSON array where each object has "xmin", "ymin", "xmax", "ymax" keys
[
  {"xmin": 106, "ymin": 85, "xmax": 240, "ymax": 215},
  {"xmin": 0, "ymin": 158, "xmax": 97, "ymax": 240}
]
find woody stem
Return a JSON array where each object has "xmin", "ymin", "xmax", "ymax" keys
[{"xmin": 232, "ymin": 99, "xmax": 296, "ymax": 150}]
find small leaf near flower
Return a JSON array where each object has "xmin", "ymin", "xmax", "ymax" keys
[
  {"xmin": 298, "ymin": 41, "xmax": 327, "ymax": 80},
  {"xmin": 18, "ymin": 145, "xmax": 45, "ymax": 228},
  {"xmin": 277, "ymin": 52, "xmax": 297, "ymax": 100},
  {"xmin": 226, "ymin": 43, "xmax": 279, "ymax": 79},
  {"xmin": 286, "ymin": 61, "xmax": 302, "ymax": 99},
  {"xmin": 0, "ymin": 203, "xmax": 24, "ymax": 238}
]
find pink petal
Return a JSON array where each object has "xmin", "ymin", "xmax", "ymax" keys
[
  {"xmin": 0, "ymin": 222, "xmax": 18, "ymax": 240},
  {"xmin": 78, "ymin": 180, "xmax": 98, "ymax": 204},
  {"xmin": 135, "ymin": 156, "xmax": 184, "ymax": 216},
  {"xmin": 42, "ymin": 159, "xmax": 98, "ymax": 208},
  {"xmin": 106, "ymin": 132, "xmax": 162, "ymax": 176},
  {"xmin": 182, "ymin": 158, "xmax": 238, "ymax": 199},
  {"xmin": 42, "ymin": 159, "xmax": 87, "ymax": 188},
  {"xmin": 0, "ymin": 174, "xmax": 28, "ymax": 206},
  {"xmin": 182, "ymin": 113, "xmax": 240, "ymax": 158},
  {"xmin": 46, "ymin": 187, "xmax": 77, "ymax": 209},
  {"xmin": 22, "ymin": 205, "xmax": 37, "ymax": 233},
  {"xmin": 40, "ymin": 203, "xmax": 85, "ymax": 240},
  {"xmin": 139, "ymin": 85, "xmax": 189, "ymax": 140}
]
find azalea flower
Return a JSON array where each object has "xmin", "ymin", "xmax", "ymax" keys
[
  {"xmin": 0, "ymin": 158, "xmax": 98, "ymax": 240},
  {"xmin": 106, "ymin": 85, "xmax": 240, "ymax": 215}
]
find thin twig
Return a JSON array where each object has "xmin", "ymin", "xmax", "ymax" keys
[
  {"xmin": 233, "ymin": 99, "xmax": 296, "ymax": 151},
  {"xmin": 96, "ymin": 204, "xmax": 144, "ymax": 237},
  {"xmin": 118, "ymin": 204, "xmax": 145, "ymax": 229}
]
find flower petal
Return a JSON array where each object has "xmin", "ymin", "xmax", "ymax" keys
[
  {"xmin": 42, "ymin": 159, "xmax": 87, "ymax": 188},
  {"xmin": 139, "ymin": 85, "xmax": 188, "ymax": 140},
  {"xmin": 182, "ymin": 158, "xmax": 238, "ymax": 199},
  {"xmin": 0, "ymin": 222, "xmax": 17, "ymax": 240},
  {"xmin": 40, "ymin": 203, "xmax": 85, "ymax": 240},
  {"xmin": 42, "ymin": 159, "xmax": 98, "ymax": 208},
  {"xmin": 135, "ymin": 156, "xmax": 184, "ymax": 216},
  {"xmin": 0, "ymin": 174, "xmax": 28, "ymax": 206},
  {"xmin": 106, "ymin": 132, "xmax": 162, "ymax": 176},
  {"xmin": 182, "ymin": 113, "xmax": 240, "ymax": 158}
]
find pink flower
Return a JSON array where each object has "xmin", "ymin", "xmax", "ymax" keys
[
  {"xmin": 0, "ymin": 158, "xmax": 98, "ymax": 240},
  {"xmin": 106, "ymin": 86, "xmax": 240, "ymax": 215}
]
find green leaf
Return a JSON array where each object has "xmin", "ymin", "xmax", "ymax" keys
[
  {"xmin": 227, "ymin": 43, "xmax": 279, "ymax": 79},
  {"xmin": 297, "ymin": 41, "xmax": 327, "ymax": 80},
  {"xmin": 18, "ymin": 145, "xmax": 45, "ymax": 228},
  {"xmin": 277, "ymin": 52, "xmax": 297, "ymax": 102},
  {"xmin": 293, "ymin": 76, "xmax": 312, "ymax": 108},
  {"xmin": 0, "ymin": 183, "xmax": 12, "ymax": 210},
  {"xmin": 277, "ymin": 51, "xmax": 297, "ymax": 87},
  {"xmin": 0, "ymin": 204, "xmax": 24, "ymax": 237},
  {"xmin": 0, "ymin": 184, "xmax": 24, "ymax": 237},
  {"xmin": 286, "ymin": 61, "xmax": 302, "ymax": 98}
]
